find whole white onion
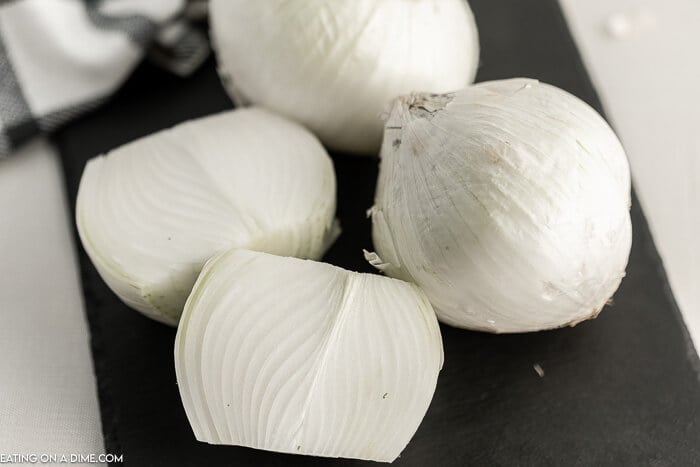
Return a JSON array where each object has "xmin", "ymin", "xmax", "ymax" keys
[
  {"xmin": 366, "ymin": 78, "xmax": 632, "ymax": 333},
  {"xmin": 76, "ymin": 109, "xmax": 338, "ymax": 325},
  {"xmin": 210, "ymin": 0, "xmax": 480, "ymax": 155}
]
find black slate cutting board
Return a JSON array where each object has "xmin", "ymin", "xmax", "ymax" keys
[{"xmin": 54, "ymin": 0, "xmax": 700, "ymax": 465}]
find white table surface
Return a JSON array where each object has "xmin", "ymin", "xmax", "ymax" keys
[
  {"xmin": 0, "ymin": 0, "xmax": 698, "ymax": 458},
  {"xmin": 0, "ymin": 139, "xmax": 104, "ymax": 460}
]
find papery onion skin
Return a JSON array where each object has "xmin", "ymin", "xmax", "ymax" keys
[
  {"xmin": 367, "ymin": 78, "xmax": 632, "ymax": 333},
  {"xmin": 175, "ymin": 249, "xmax": 443, "ymax": 462},
  {"xmin": 210, "ymin": 0, "xmax": 480, "ymax": 155},
  {"xmin": 76, "ymin": 108, "xmax": 338, "ymax": 325}
]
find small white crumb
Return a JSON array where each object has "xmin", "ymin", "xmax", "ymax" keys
[
  {"xmin": 605, "ymin": 8, "xmax": 657, "ymax": 40},
  {"xmin": 533, "ymin": 363, "xmax": 545, "ymax": 378},
  {"xmin": 606, "ymin": 13, "xmax": 632, "ymax": 39},
  {"xmin": 635, "ymin": 7, "xmax": 657, "ymax": 30}
]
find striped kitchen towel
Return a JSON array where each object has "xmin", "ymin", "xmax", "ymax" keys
[{"xmin": 0, "ymin": 0, "xmax": 209, "ymax": 158}]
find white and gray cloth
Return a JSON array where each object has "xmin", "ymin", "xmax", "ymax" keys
[{"xmin": 0, "ymin": 0, "xmax": 209, "ymax": 158}]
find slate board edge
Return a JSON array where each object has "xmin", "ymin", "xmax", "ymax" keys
[{"xmin": 553, "ymin": 5, "xmax": 700, "ymax": 380}]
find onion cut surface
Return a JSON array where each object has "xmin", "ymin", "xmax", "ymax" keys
[
  {"xmin": 76, "ymin": 109, "xmax": 338, "ymax": 325},
  {"xmin": 175, "ymin": 249, "xmax": 443, "ymax": 462}
]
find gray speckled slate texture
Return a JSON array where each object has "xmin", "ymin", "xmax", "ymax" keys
[{"xmin": 55, "ymin": 0, "xmax": 700, "ymax": 465}]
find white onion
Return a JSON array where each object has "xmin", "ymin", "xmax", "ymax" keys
[
  {"xmin": 210, "ymin": 0, "xmax": 480, "ymax": 155},
  {"xmin": 175, "ymin": 249, "xmax": 443, "ymax": 462},
  {"xmin": 76, "ymin": 109, "xmax": 338, "ymax": 325},
  {"xmin": 366, "ymin": 78, "xmax": 632, "ymax": 333}
]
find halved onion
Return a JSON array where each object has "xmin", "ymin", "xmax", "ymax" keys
[
  {"xmin": 175, "ymin": 249, "xmax": 443, "ymax": 462},
  {"xmin": 76, "ymin": 109, "xmax": 338, "ymax": 325}
]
